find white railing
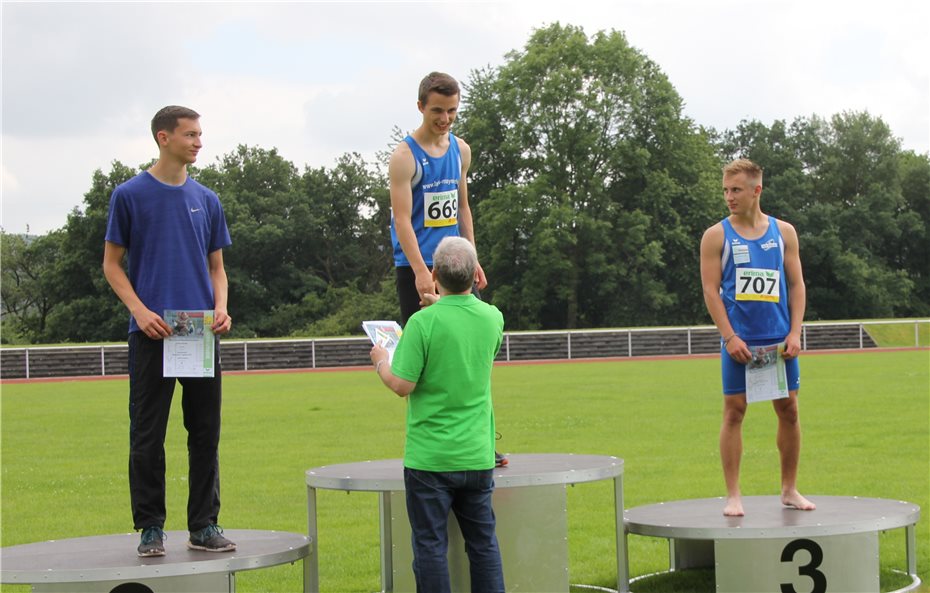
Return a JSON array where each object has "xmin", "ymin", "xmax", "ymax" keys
[{"xmin": 2, "ymin": 320, "xmax": 927, "ymax": 380}]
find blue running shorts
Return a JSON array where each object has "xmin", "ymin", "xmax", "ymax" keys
[{"xmin": 721, "ymin": 338, "xmax": 800, "ymax": 395}]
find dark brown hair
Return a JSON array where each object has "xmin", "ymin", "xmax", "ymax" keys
[
  {"xmin": 150, "ymin": 105, "xmax": 200, "ymax": 143},
  {"xmin": 417, "ymin": 72, "xmax": 460, "ymax": 105}
]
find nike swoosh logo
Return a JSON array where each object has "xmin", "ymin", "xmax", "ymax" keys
[{"xmin": 190, "ymin": 208, "xmax": 201, "ymax": 213}]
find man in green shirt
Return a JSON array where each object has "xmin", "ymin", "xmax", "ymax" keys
[{"xmin": 370, "ymin": 236, "xmax": 505, "ymax": 593}]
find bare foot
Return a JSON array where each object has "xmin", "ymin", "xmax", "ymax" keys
[
  {"xmin": 723, "ymin": 496, "xmax": 745, "ymax": 516},
  {"xmin": 782, "ymin": 490, "xmax": 816, "ymax": 510}
]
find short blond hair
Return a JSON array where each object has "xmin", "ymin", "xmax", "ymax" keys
[{"xmin": 723, "ymin": 159, "xmax": 763, "ymax": 184}]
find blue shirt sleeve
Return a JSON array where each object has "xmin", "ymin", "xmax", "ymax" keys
[
  {"xmin": 105, "ymin": 188, "xmax": 131, "ymax": 247},
  {"xmin": 206, "ymin": 190, "xmax": 232, "ymax": 253}
]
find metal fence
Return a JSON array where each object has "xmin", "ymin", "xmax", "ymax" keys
[{"xmin": 1, "ymin": 320, "xmax": 926, "ymax": 380}]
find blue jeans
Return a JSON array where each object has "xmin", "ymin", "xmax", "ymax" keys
[{"xmin": 404, "ymin": 467, "xmax": 505, "ymax": 593}]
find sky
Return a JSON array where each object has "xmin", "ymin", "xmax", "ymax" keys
[{"xmin": 2, "ymin": 0, "xmax": 928, "ymax": 236}]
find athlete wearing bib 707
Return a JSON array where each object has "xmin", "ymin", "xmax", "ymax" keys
[
  {"xmin": 389, "ymin": 72, "xmax": 487, "ymax": 327},
  {"xmin": 700, "ymin": 158, "xmax": 816, "ymax": 517}
]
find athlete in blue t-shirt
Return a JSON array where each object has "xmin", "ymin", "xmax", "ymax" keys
[
  {"xmin": 388, "ymin": 72, "xmax": 486, "ymax": 327},
  {"xmin": 103, "ymin": 106, "xmax": 236, "ymax": 557},
  {"xmin": 700, "ymin": 158, "xmax": 815, "ymax": 517}
]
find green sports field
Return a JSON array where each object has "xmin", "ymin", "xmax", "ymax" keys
[{"xmin": 1, "ymin": 350, "xmax": 928, "ymax": 592}]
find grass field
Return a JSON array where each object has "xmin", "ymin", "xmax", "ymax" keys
[
  {"xmin": 865, "ymin": 319, "xmax": 930, "ymax": 348},
  {"xmin": 1, "ymin": 350, "xmax": 928, "ymax": 592}
]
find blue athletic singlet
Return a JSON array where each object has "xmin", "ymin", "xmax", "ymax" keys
[
  {"xmin": 390, "ymin": 134, "xmax": 462, "ymax": 267},
  {"xmin": 719, "ymin": 216, "xmax": 791, "ymax": 342}
]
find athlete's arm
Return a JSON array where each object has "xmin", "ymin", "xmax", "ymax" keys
[
  {"xmin": 779, "ymin": 220, "xmax": 806, "ymax": 359},
  {"xmin": 102, "ymin": 241, "xmax": 171, "ymax": 339},
  {"xmin": 700, "ymin": 224, "xmax": 751, "ymax": 364},
  {"xmin": 208, "ymin": 248, "xmax": 232, "ymax": 335},
  {"xmin": 389, "ymin": 142, "xmax": 436, "ymax": 303},
  {"xmin": 455, "ymin": 138, "xmax": 487, "ymax": 289}
]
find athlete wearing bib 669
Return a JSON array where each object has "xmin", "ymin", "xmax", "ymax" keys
[
  {"xmin": 388, "ymin": 73, "xmax": 506, "ymax": 471},
  {"xmin": 388, "ymin": 72, "xmax": 487, "ymax": 327},
  {"xmin": 700, "ymin": 158, "xmax": 815, "ymax": 518}
]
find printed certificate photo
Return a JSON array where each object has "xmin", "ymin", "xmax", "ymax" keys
[
  {"xmin": 745, "ymin": 341, "xmax": 789, "ymax": 403},
  {"xmin": 362, "ymin": 320, "xmax": 403, "ymax": 364},
  {"xmin": 163, "ymin": 310, "xmax": 215, "ymax": 378}
]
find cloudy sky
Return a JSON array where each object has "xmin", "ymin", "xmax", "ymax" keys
[{"xmin": 2, "ymin": 0, "xmax": 928, "ymax": 235}]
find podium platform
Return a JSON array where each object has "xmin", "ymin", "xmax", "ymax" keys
[
  {"xmin": 623, "ymin": 495, "xmax": 921, "ymax": 593},
  {"xmin": 306, "ymin": 453, "xmax": 624, "ymax": 593},
  {"xmin": 0, "ymin": 529, "xmax": 311, "ymax": 593}
]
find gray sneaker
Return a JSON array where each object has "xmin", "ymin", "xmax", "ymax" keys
[
  {"xmin": 137, "ymin": 526, "xmax": 166, "ymax": 557},
  {"xmin": 187, "ymin": 524, "xmax": 236, "ymax": 552}
]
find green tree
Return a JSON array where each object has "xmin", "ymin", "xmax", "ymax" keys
[
  {"xmin": 897, "ymin": 151, "xmax": 930, "ymax": 314},
  {"xmin": 197, "ymin": 145, "xmax": 305, "ymax": 337},
  {"xmin": 2, "ymin": 231, "xmax": 36, "ymax": 342},
  {"xmin": 458, "ymin": 23, "xmax": 720, "ymax": 329},
  {"xmin": 299, "ymin": 278, "xmax": 400, "ymax": 337},
  {"xmin": 719, "ymin": 111, "xmax": 928, "ymax": 318},
  {"xmin": 45, "ymin": 162, "xmax": 138, "ymax": 342},
  {"xmin": 300, "ymin": 153, "xmax": 392, "ymax": 289},
  {"xmin": 197, "ymin": 146, "xmax": 393, "ymax": 337},
  {"xmin": 1, "ymin": 231, "xmax": 63, "ymax": 342}
]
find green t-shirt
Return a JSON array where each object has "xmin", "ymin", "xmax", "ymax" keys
[{"xmin": 391, "ymin": 294, "xmax": 504, "ymax": 471}]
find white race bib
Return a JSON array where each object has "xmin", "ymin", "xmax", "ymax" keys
[
  {"xmin": 424, "ymin": 190, "xmax": 458, "ymax": 228},
  {"xmin": 735, "ymin": 268, "xmax": 780, "ymax": 302}
]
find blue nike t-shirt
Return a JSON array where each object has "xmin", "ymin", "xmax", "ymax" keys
[{"xmin": 105, "ymin": 172, "xmax": 231, "ymax": 334}]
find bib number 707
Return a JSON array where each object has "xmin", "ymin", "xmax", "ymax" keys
[{"xmin": 736, "ymin": 268, "xmax": 780, "ymax": 302}]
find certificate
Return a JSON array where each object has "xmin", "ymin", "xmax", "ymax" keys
[
  {"xmin": 745, "ymin": 341, "xmax": 789, "ymax": 403},
  {"xmin": 163, "ymin": 310, "xmax": 215, "ymax": 378},
  {"xmin": 362, "ymin": 320, "xmax": 403, "ymax": 364}
]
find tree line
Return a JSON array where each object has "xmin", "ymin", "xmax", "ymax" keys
[{"xmin": 3, "ymin": 23, "xmax": 928, "ymax": 344}]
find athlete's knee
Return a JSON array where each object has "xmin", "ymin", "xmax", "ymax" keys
[
  {"xmin": 722, "ymin": 400, "xmax": 746, "ymax": 426},
  {"xmin": 774, "ymin": 398, "xmax": 800, "ymax": 425}
]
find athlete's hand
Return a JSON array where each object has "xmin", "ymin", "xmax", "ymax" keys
[
  {"xmin": 421, "ymin": 293, "xmax": 440, "ymax": 307},
  {"xmin": 475, "ymin": 261, "xmax": 488, "ymax": 290},
  {"xmin": 133, "ymin": 308, "xmax": 172, "ymax": 340},
  {"xmin": 415, "ymin": 270, "xmax": 437, "ymax": 307},
  {"xmin": 783, "ymin": 332, "xmax": 802, "ymax": 359},
  {"xmin": 212, "ymin": 309, "xmax": 232, "ymax": 335},
  {"xmin": 726, "ymin": 335, "xmax": 752, "ymax": 364}
]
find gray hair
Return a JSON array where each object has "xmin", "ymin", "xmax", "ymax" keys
[{"xmin": 433, "ymin": 237, "xmax": 477, "ymax": 293}]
